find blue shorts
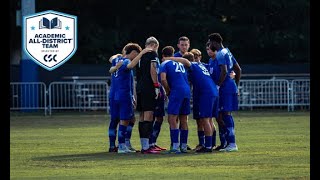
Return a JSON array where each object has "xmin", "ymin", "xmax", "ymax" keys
[
  {"xmin": 194, "ymin": 94, "xmax": 218, "ymax": 119},
  {"xmin": 211, "ymin": 96, "xmax": 219, "ymax": 119},
  {"xmin": 114, "ymin": 99, "xmax": 134, "ymax": 120},
  {"xmin": 219, "ymin": 92, "xmax": 238, "ymax": 112},
  {"xmin": 167, "ymin": 94, "xmax": 190, "ymax": 115},
  {"xmin": 109, "ymin": 97, "xmax": 119, "ymax": 121}
]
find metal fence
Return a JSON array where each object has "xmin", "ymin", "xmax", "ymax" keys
[
  {"xmin": 290, "ymin": 79, "xmax": 310, "ymax": 111},
  {"xmin": 10, "ymin": 78, "xmax": 310, "ymax": 115},
  {"xmin": 48, "ymin": 81, "xmax": 109, "ymax": 115},
  {"xmin": 239, "ymin": 79, "xmax": 291, "ymax": 110},
  {"xmin": 10, "ymin": 82, "xmax": 48, "ymax": 115}
]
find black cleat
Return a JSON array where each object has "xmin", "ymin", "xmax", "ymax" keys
[
  {"xmin": 195, "ymin": 146, "xmax": 213, "ymax": 153},
  {"xmin": 108, "ymin": 146, "xmax": 118, "ymax": 152},
  {"xmin": 213, "ymin": 144, "xmax": 227, "ymax": 151},
  {"xmin": 193, "ymin": 144, "xmax": 204, "ymax": 151}
]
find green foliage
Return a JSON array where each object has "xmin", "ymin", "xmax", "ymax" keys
[
  {"xmin": 10, "ymin": 111, "xmax": 310, "ymax": 179},
  {"xmin": 35, "ymin": 0, "xmax": 309, "ymax": 64}
]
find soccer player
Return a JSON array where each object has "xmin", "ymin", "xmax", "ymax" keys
[
  {"xmin": 107, "ymin": 53, "xmax": 122, "ymax": 152},
  {"xmin": 207, "ymin": 33, "xmax": 242, "ymax": 152},
  {"xmin": 187, "ymin": 48, "xmax": 217, "ymax": 151},
  {"xmin": 108, "ymin": 46, "xmax": 138, "ymax": 153},
  {"xmin": 174, "ymin": 36, "xmax": 192, "ymax": 150},
  {"xmin": 164, "ymin": 52, "xmax": 219, "ymax": 152},
  {"xmin": 135, "ymin": 36, "xmax": 162, "ymax": 154},
  {"xmin": 160, "ymin": 46, "xmax": 191, "ymax": 153},
  {"xmin": 174, "ymin": 36, "xmax": 190, "ymax": 57},
  {"xmin": 149, "ymin": 57, "xmax": 167, "ymax": 151},
  {"xmin": 109, "ymin": 43, "xmax": 152, "ymax": 153}
]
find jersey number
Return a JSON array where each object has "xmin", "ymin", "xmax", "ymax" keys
[{"xmin": 173, "ymin": 62, "xmax": 185, "ymax": 73}]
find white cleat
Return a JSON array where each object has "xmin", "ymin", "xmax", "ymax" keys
[
  {"xmin": 219, "ymin": 145, "xmax": 238, "ymax": 152},
  {"xmin": 117, "ymin": 148, "xmax": 129, "ymax": 154},
  {"xmin": 118, "ymin": 146, "xmax": 136, "ymax": 154}
]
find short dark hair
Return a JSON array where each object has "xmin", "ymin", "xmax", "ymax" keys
[
  {"xmin": 206, "ymin": 41, "xmax": 216, "ymax": 51},
  {"xmin": 178, "ymin": 36, "xmax": 190, "ymax": 43},
  {"xmin": 208, "ymin": 33, "xmax": 223, "ymax": 43},
  {"xmin": 124, "ymin": 43, "xmax": 142, "ymax": 54},
  {"xmin": 162, "ymin": 46, "xmax": 175, "ymax": 57},
  {"xmin": 182, "ymin": 52, "xmax": 194, "ymax": 62}
]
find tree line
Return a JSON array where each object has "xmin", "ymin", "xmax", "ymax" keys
[{"xmin": 31, "ymin": 0, "xmax": 310, "ymax": 65}]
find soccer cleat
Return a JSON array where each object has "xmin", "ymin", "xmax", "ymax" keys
[
  {"xmin": 179, "ymin": 144, "xmax": 191, "ymax": 151},
  {"xmin": 117, "ymin": 148, "xmax": 129, "ymax": 154},
  {"xmin": 167, "ymin": 149, "xmax": 181, "ymax": 154},
  {"xmin": 140, "ymin": 148, "xmax": 161, "ymax": 154},
  {"xmin": 118, "ymin": 146, "xmax": 136, "ymax": 154},
  {"xmin": 180, "ymin": 147, "xmax": 188, "ymax": 153},
  {"xmin": 219, "ymin": 144, "xmax": 238, "ymax": 152},
  {"xmin": 150, "ymin": 145, "xmax": 162, "ymax": 151},
  {"xmin": 154, "ymin": 144, "xmax": 167, "ymax": 151},
  {"xmin": 213, "ymin": 144, "xmax": 227, "ymax": 151},
  {"xmin": 195, "ymin": 146, "xmax": 213, "ymax": 153},
  {"xmin": 193, "ymin": 144, "xmax": 204, "ymax": 151},
  {"xmin": 127, "ymin": 146, "xmax": 138, "ymax": 152},
  {"xmin": 108, "ymin": 146, "xmax": 118, "ymax": 153}
]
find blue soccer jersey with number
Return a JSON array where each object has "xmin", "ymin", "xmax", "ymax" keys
[
  {"xmin": 160, "ymin": 60, "xmax": 190, "ymax": 115},
  {"xmin": 109, "ymin": 56, "xmax": 122, "ymax": 101},
  {"xmin": 113, "ymin": 58, "xmax": 133, "ymax": 101},
  {"xmin": 189, "ymin": 62, "xmax": 219, "ymax": 118},
  {"xmin": 112, "ymin": 58, "xmax": 134, "ymax": 120},
  {"xmin": 208, "ymin": 48, "xmax": 239, "ymax": 112},
  {"xmin": 208, "ymin": 48, "xmax": 238, "ymax": 94}
]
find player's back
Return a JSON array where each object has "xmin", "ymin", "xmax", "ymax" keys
[
  {"xmin": 190, "ymin": 62, "xmax": 218, "ymax": 97},
  {"xmin": 160, "ymin": 60, "xmax": 190, "ymax": 98},
  {"xmin": 136, "ymin": 51, "xmax": 159, "ymax": 93},
  {"xmin": 109, "ymin": 56, "xmax": 122, "ymax": 99}
]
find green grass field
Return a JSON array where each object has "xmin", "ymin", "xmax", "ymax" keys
[{"xmin": 10, "ymin": 110, "xmax": 310, "ymax": 180}]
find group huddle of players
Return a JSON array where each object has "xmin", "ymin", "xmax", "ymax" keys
[{"xmin": 107, "ymin": 33, "xmax": 242, "ymax": 154}]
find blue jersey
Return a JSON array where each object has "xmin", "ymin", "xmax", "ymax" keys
[
  {"xmin": 189, "ymin": 62, "xmax": 218, "ymax": 97},
  {"xmin": 174, "ymin": 51, "xmax": 183, "ymax": 57},
  {"xmin": 113, "ymin": 58, "xmax": 133, "ymax": 100},
  {"xmin": 160, "ymin": 60, "xmax": 190, "ymax": 98},
  {"xmin": 109, "ymin": 56, "xmax": 122, "ymax": 100},
  {"xmin": 208, "ymin": 48, "xmax": 238, "ymax": 94}
]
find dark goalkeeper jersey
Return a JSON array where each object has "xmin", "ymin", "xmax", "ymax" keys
[{"xmin": 136, "ymin": 51, "xmax": 159, "ymax": 93}]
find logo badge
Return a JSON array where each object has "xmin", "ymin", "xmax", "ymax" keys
[{"xmin": 23, "ymin": 10, "xmax": 77, "ymax": 71}]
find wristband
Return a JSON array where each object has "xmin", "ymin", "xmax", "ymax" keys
[{"xmin": 153, "ymin": 82, "xmax": 160, "ymax": 88}]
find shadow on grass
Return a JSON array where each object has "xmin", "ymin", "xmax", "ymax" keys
[{"xmin": 32, "ymin": 151, "xmax": 210, "ymax": 162}]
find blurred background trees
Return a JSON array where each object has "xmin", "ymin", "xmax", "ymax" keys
[{"xmin": 11, "ymin": 0, "xmax": 310, "ymax": 65}]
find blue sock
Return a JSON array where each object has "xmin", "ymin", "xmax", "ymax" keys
[
  {"xmin": 219, "ymin": 125, "xmax": 227, "ymax": 146},
  {"xmin": 118, "ymin": 124, "xmax": 127, "ymax": 145},
  {"xmin": 150, "ymin": 121, "xmax": 162, "ymax": 145},
  {"xmin": 170, "ymin": 128, "xmax": 179, "ymax": 149},
  {"xmin": 197, "ymin": 131, "xmax": 205, "ymax": 146},
  {"xmin": 205, "ymin": 136, "xmax": 213, "ymax": 149},
  {"xmin": 180, "ymin": 129, "xmax": 188, "ymax": 146},
  {"xmin": 108, "ymin": 119, "xmax": 118, "ymax": 147},
  {"xmin": 212, "ymin": 130, "xmax": 216, "ymax": 147},
  {"xmin": 125, "ymin": 122, "xmax": 134, "ymax": 146},
  {"xmin": 223, "ymin": 114, "xmax": 236, "ymax": 144}
]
